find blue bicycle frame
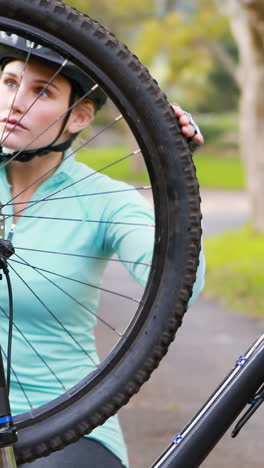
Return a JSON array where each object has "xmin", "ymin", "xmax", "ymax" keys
[{"xmin": 152, "ymin": 333, "xmax": 264, "ymax": 467}]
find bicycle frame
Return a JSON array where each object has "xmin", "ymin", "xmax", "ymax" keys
[{"xmin": 152, "ymin": 333, "xmax": 264, "ymax": 467}]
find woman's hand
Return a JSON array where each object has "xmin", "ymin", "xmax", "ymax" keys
[{"xmin": 171, "ymin": 104, "xmax": 204, "ymax": 149}]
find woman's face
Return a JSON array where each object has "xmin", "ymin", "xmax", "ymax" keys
[{"xmin": 0, "ymin": 60, "xmax": 72, "ymax": 152}]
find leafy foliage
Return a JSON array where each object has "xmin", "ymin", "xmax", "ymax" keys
[{"xmin": 66, "ymin": 0, "xmax": 239, "ymax": 112}]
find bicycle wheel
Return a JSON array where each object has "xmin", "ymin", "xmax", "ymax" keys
[{"xmin": 0, "ymin": 0, "xmax": 202, "ymax": 463}]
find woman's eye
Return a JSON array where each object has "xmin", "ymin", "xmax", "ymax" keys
[
  {"xmin": 38, "ymin": 88, "xmax": 49, "ymax": 98},
  {"xmin": 6, "ymin": 80, "xmax": 17, "ymax": 88}
]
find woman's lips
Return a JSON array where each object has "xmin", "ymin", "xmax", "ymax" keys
[{"xmin": 1, "ymin": 118, "xmax": 27, "ymax": 130}]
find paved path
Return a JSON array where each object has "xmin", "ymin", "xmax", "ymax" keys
[
  {"xmin": 114, "ymin": 190, "xmax": 263, "ymax": 467},
  {"xmin": 201, "ymin": 189, "xmax": 249, "ymax": 236}
]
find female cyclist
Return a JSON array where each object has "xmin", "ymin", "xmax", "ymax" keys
[{"xmin": 0, "ymin": 34, "xmax": 205, "ymax": 467}]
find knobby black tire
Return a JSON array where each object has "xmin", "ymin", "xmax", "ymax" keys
[{"xmin": 0, "ymin": 0, "xmax": 202, "ymax": 463}]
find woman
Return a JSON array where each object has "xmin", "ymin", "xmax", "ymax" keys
[{"xmin": 0, "ymin": 34, "xmax": 204, "ymax": 467}]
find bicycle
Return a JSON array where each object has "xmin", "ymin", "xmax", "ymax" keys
[
  {"xmin": 0, "ymin": 0, "xmax": 202, "ymax": 465},
  {"xmin": 0, "ymin": 1, "xmax": 262, "ymax": 467}
]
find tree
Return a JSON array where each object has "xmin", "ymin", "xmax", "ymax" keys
[
  {"xmin": 124, "ymin": 0, "xmax": 234, "ymax": 110},
  {"xmin": 199, "ymin": 38, "xmax": 239, "ymax": 112},
  {"xmin": 228, "ymin": 0, "xmax": 264, "ymax": 232},
  {"xmin": 66, "ymin": 0, "xmax": 153, "ymax": 34},
  {"xmin": 66, "ymin": 1, "xmax": 237, "ymax": 111}
]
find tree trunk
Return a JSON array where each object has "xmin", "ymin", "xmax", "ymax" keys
[{"xmin": 229, "ymin": 0, "xmax": 264, "ymax": 232}]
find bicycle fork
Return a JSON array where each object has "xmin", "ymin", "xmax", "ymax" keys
[{"xmin": 0, "ymin": 347, "xmax": 17, "ymax": 468}]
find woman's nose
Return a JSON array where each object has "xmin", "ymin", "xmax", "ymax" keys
[{"xmin": 9, "ymin": 87, "xmax": 28, "ymax": 114}]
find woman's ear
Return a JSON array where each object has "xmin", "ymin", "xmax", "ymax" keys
[{"xmin": 67, "ymin": 100, "xmax": 95, "ymax": 134}]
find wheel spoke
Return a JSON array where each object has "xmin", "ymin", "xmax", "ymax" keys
[
  {"xmin": 0, "ymin": 304, "xmax": 67, "ymax": 392},
  {"xmin": 4, "ymin": 213, "xmax": 154, "ymax": 228},
  {"xmin": 2, "ymin": 114, "xmax": 123, "ymax": 205},
  {"xmin": 6, "ymin": 185, "xmax": 152, "ymax": 206},
  {"xmin": 2, "ymin": 148, "xmax": 141, "ymax": 224},
  {"xmin": 0, "ymin": 345, "xmax": 33, "ymax": 411},
  {"xmin": 10, "ymin": 252, "xmax": 123, "ymax": 337},
  {"xmin": 0, "ymin": 43, "xmax": 34, "ymax": 143},
  {"xmin": 8, "ymin": 262, "xmax": 99, "ymax": 367},
  {"xmin": 13, "ymin": 247, "xmax": 151, "ymax": 267},
  {"xmin": 1, "ymin": 58, "xmax": 69, "ymax": 147},
  {"xmin": 0, "ymin": 82, "xmax": 105, "ymax": 170},
  {"xmin": 10, "ymin": 255, "xmax": 141, "ymax": 303}
]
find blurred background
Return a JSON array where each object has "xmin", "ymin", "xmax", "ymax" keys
[{"xmin": 64, "ymin": 1, "xmax": 264, "ymax": 466}]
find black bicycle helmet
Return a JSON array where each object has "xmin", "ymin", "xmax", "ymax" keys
[
  {"xmin": 0, "ymin": 31, "xmax": 107, "ymax": 110},
  {"xmin": 0, "ymin": 31, "xmax": 107, "ymax": 162}
]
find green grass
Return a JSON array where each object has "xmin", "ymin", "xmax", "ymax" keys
[
  {"xmin": 76, "ymin": 145, "xmax": 245, "ymax": 190},
  {"xmin": 195, "ymin": 151, "xmax": 245, "ymax": 190},
  {"xmin": 204, "ymin": 225, "xmax": 264, "ymax": 317},
  {"xmin": 76, "ymin": 145, "xmax": 149, "ymax": 184}
]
